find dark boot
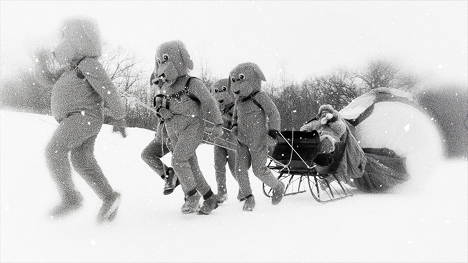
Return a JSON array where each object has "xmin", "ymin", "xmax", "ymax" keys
[
  {"xmin": 163, "ymin": 167, "xmax": 180, "ymax": 195},
  {"xmin": 49, "ymin": 191, "xmax": 83, "ymax": 219},
  {"xmin": 97, "ymin": 192, "xmax": 121, "ymax": 223}
]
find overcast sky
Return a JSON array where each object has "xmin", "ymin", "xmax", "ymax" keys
[{"xmin": 1, "ymin": 1, "xmax": 466, "ymax": 86}]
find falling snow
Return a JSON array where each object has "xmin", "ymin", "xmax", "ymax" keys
[{"xmin": 0, "ymin": 110, "xmax": 466, "ymax": 262}]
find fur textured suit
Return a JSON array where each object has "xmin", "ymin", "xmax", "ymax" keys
[
  {"xmin": 229, "ymin": 62, "xmax": 285, "ymax": 211},
  {"xmin": 153, "ymin": 40, "xmax": 224, "ymax": 215},
  {"xmin": 34, "ymin": 17, "xmax": 125, "ymax": 223},
  {"xmin": 209, "ymin": 79, "xmax": 238, "ymax": 203}
]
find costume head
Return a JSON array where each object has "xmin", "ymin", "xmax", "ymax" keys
[
  {"xmin": 229, "ymin": 62, "xmax": 266, "ymax": 99},
  {"xmin": 53, "ymin": 17, "xmax": 101, "ymax": 65},
  {"xmin": 210, "ymin": 78, "xmax": 234, "ymax": 111},
  {"xmin": 154, "ymin": 40, "xmax": 193, "ymax": 86}
]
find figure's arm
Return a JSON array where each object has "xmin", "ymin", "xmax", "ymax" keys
[
  {"xmin": 33, "ymin": 48, "xmax": 65, "ymax": 87},
  {"xmin": 78, "ymin": 57, "xmax": 126, "ymax": 120},
  {"xmin": 255, "ymin": 91, "xmax": 281, "ymax": 132},
  {"xmin": 189, "ymin": 78, "xmax": 223, "ymax": 125},
  {"xmin": 231, "ymin": 100, "xmax": 239, "ymax": 136}
]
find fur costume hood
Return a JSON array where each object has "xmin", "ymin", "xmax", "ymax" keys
[
  {"xmin": 210, "ymin": 78, "xmax": 235, "ymax": 114},
  {"xmin": 229, "ymin": 62, "xmax": 266, "ymax": 99},
  {"xmin": 154, "ymin": 40, "xmax": 193, "ymax": 86},
  {"xmin": 54, "ymin": 17, "xmax": 102, "ymax": 65}
]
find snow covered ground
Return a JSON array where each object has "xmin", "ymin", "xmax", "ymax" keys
[{"xmin": 1, "ymin": 109, "xmax": 466, "ymax": 262}]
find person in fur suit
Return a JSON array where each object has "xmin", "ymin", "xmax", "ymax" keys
[
  {"xmin": 34, "ymin": 17, "xmax": 126, "ymax": 223},
  {"xmin": 141, "ymin": 72, "xmax": 179, "ymax": 195},
  {"xmin": 209, "ymin": 78, "xmax": 238, "ymax": 203},
  {"xmin": 229, "ymin": 62, "xmax": 285, "ymax": 211},
  {"xmin": 153, "ymin": 40, "xmax": 224, "ymax": 215}
]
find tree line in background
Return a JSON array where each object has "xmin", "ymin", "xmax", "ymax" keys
[{"xmin": 0, "ymin": 45, "xmax": 466, "ymax": 157}]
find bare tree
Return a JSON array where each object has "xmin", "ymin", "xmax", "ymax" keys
[
  {"xmin": 100, "ymin": 44, "xmax": 145, "ymax": 93},
  {"xmin": 196, "ymin": 45, "xmax": 215, "ymax": 88},
  {"xmin": 354, "ymin": 59, "xmax": 399, "ymax": 90},
  {"xmin": 97, "ymin": 44, "xmax": 163, "ymax": 129},
  {"xmin": 353, "ymin": 59, "xmax": 419, "ymax": 92},
  {"xmin": 314, "ymin": 69, "xmax": 359, "ymax": 111}
]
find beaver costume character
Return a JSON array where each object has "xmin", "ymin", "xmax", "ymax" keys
[
  {"xmin": 34, "ymin": 17, "xmax": 126, "ymax": 223},
  {"xmin": 153, "ymin": 40, "xmax": 224, "ymax": 215},
  {"xmin": 209, "ymin": 78, "xmax": 238, "ymax": 203},
  {"xmin": 229, "ymin": 62, "xmax": 285, "ymax": 211}
]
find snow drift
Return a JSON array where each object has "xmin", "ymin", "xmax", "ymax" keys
[{"xmin": 0, "ymin": 110, "xmax": 466, "ymax": 262}]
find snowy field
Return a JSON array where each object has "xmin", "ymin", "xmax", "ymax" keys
[{"xmin": 1, "ymin": 109, "xmax": 466, "ymax": 262}]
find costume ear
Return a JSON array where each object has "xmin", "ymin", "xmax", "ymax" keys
[
  {"xmin": 177, "ymin": 41, "xmax": 193, "ymax": 70},
  {"xmin": 154, "ymin": 53, "xmax": 159, "ymax": 71},
  {"xmin": 251, "ymin": 63, "xmax": 266, "ymax": 81},
  {"xmin": 227, "ymin": 75, "xmax": 231, "ymax": 90}
]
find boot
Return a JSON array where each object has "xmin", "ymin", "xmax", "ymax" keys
[
  {"xmin": 163, "ymin": 167, "xmax": 180, "ymax": 195},
  {"xmin": 271, "ymin": 182, "xmax": 285, "ymax": 205},
  {"xmin": 198, "ymin": 190, "xmax": 219, "ymax": 215},
  {"xmin": 97, "ymin": 192, "xmax": 121, "ymax": 223},
  {"xmin": 242, "ymin": 194, "xmax": 255, "ymax": 211},
  {"xmin": 49, "ymin": 191, "xmax": 83, "ymax": 219},
  {"xmin": 181, "ymin": 189, "xmax": 201, "ymax": 214}
]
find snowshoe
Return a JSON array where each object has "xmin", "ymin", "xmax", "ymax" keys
[
  {"xmin": 271, "ymin": 182, "xmax": 285, "ymax": 205},
  {"xmin": 242, "ymin": 194, "xmax": 255, "ymax": 211},
  {"xmin": 163, "ymin": 167, "xmax": 180, "ymax": 195},
  {"xmin": 181, "ymin": 190, "xmax": 201, "ymax": 214},
  {"xmin": 97, "ymin": 192, "xmax": 121, "ymax": 223}
]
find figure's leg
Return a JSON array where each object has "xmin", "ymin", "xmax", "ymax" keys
[
  {"xmin": 45, "ymin": 114, "xmax": 101, "ymax": 218},
  {"xmin": 141, "ymin": 137, "xmax": 170, "ymax": 179},
  {"xmin": 189, "ymin": 153, "xmax": 218, "ymax": 215},
  {"xmin": 214, "ymin": 145, "xmax": 228, "ymax": 201},
  {"xmin": 226, "ymin": 146, "xmax": 237, "ymax": 181},
  {"xmin": 70, "ymin": 133, "xmax": 121, "ymax": 223},
  {"xmin": 141, "ymin": 137, "xmax": 178, "ymax": 194},
  {"xmin": 70, "ymin": 135, "xmax": 113, "ymax": 200},
  {"xmin": 250, "ymin": 142, "xmax": 285, "ymax": 205},
  {"xmin": 235, "ymin": 141, "xmax": 256, "ymax": 211},
  {"xmin": 235, "ymin": 141, "xmax": 252, "ymax": 198},
  {"xmin": 170, "ymin": 123, "xmax": 201, "ymax": 213}
]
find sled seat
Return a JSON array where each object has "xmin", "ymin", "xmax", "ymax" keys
[{"xmin": 265, "ymin": 130, "xmax": 353, "ymax": 203}]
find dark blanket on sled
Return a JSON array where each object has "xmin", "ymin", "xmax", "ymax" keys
[
  {"xmin": 333, "ymin": 125, "xmax": 410, "ymax": 192},
  {"xmin": 335, "ymin": 87, "xmax": 412, "ymax": 192},
  {"xmin": 334, "ymin": 121, "xmax": 410, "ymax": 193},
  {"xmin": 352, "ymin": 148, "xmax": 410, "ymax": 193}
]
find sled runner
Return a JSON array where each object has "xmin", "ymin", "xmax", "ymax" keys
[{"xmin": 263, "ymin": 130, "xmax": 353, "ymax": 203}]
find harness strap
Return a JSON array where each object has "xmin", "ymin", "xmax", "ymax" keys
[
  {"xmin": 241, "ymin": 91, "xmax": 263, "ymax": 111},
  {"xmin": 223, "ymin": 102, "xmax": 235, "ymax": 115},
  {"xmin": 156, "ymin": 76, "xmax": 199, "ymax": 111},
  {"xmin": 70, "ymin": 57, "xmax": 87, "ymax": 79}
]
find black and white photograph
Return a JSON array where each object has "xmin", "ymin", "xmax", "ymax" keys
[{"xmin": 0, "ymin": 1, "xmax": 466, "ymax": 262}]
